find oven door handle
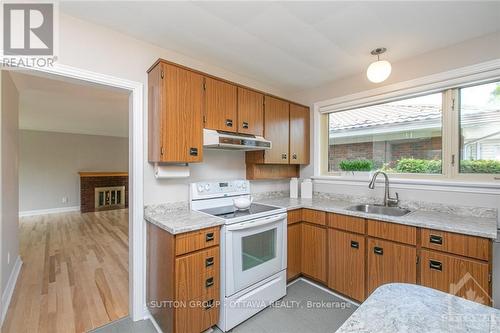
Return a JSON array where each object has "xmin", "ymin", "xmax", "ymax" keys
[{"xmin": 226, "ymin": 213, "xmax": 287, "ymax": 231}]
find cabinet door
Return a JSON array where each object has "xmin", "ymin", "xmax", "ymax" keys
[
  {"xmin": 289, "ymin": 103, "xmax": 310, "ymax": 165},
  {"xmin": 287, "ymin": 223, "xmax": 302, "ymax": 281},
  {"xmin": 420, "ymin": 250, "xmax": 490, "ymax": 305},
  {"xmin": 328, "ymin": 229, "xmax": 366, "ymax": 302},
  {"xmin": 162, "ymin": 64, "xmax": 204, "ymax": 163},
  {"xmin": 367, "ymin": 238, "xmax": 417, "ymax": 295},
  {"xmin": 301, "ymin": 223, "xmax": 327, "ymax": 283},
  {"xmin": 263, "ymin": 96, "xmax": 290, "ymax": 164},
  {"xmin": 204, "ymin": 77, "xmax": 238, "ymax": 132},
  {"xmin": 237, "ymin": 87, "xmax": 264, "ymax": 136}
]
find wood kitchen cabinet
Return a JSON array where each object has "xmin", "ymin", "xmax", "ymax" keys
[
  {"xmin": 148, "ymin": 62, "xmax": 204, "ymax": 163},
  {"xmin": 367, "ymin": 237, "xmax": 417, "ymax": 295},
  {"xmin": 301, "ymin": 223, "xmax": 327, "ymax": 283},
  {"xmin": 261, "ymin": 96, "xmax": 290, "ymax": 164},
  {"xmin": 289, "ymin": 103, "xmax": 310, "ymax": 165},
  {"xmin": 148, "ymin": 224, "xmax": 220, "ymax": 333},
  {"xmin": 237, "ymin": 87, "xmax": 264, "ymax": 136},
  {"xmin": 328, "ymin": 229, "xmax": 366, "ymax": 302},
  {"xmin": 419, "ymin": 249, "xmax": 490, "ymax": 305},
  {"xmin": 204, "ymin": 77, "xmax": 238, "ymax": 132},
  {"xmin": 287, "ymin": 222, "xmax": 302, "ymax": 281}
]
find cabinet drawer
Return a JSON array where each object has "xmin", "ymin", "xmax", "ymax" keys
[
  {"xmin": 175, "ymin": 247, "xmax": 219, "ymax": 291},
  {"xmin": 175, "ymin": 296, "xmax": 219, "ymax": 333},
  {"xmin": 421, "ymin": 229, "xmax": 490, "ymax": 261},
  {"xmin": 367, "ymin": 220, "xmax": 416, "ymax": 245},
  {"xmin": 176, "ymin": 269, "xmax": 219, "ymax": 302},
  {"xmin": 287, "ymin": 209, "xmax": 302, "ymax": 225},
  {"xmin": 175, "ymin": 227, "xmax": 220, "ymax": 256},
  {"xmin": 420, "ymin": 250, "xmax": 490, "ymax": 305},
  {"xmin": 328, "ymin": 213, "xmax": 365, "ymax": 234},
  {"xmin": 302, "ymin": 209, "xmax": 326, "ymax": 226}
]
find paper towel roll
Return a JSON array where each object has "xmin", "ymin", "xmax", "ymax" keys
[{"xmin": 154, "ymin": 163, "xmax": 190, "ymax": 179}]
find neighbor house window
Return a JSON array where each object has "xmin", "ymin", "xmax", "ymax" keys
[
  {"xmin": 328, "ymin": 93, "xmax": 443, "ymax": 174},
  {"xmin": 459, "ymin": 81, "xmax": 500, "ymax": 174}
]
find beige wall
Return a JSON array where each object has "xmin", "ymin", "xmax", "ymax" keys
[
  {"xmin": 1, "ymin": 71, "xmax": 20, "ymax": 296},
  {"xmin": 57, "ymin": 13, "xmax": 292, "ymax": 204},
  {"xmin": 19, "ymin": 130, "xmax": 129, "ymax": 213}
]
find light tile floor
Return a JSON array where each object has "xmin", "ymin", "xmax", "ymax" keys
[{"xmin": 91, "ymin": 279, "xmax": 358, "ymax": 333}]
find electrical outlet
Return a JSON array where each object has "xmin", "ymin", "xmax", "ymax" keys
[
  {"xmin": 7, "ymin": 252, "xmax": 10, "ymax": 265},
  {"xmin": 62, "ymin": 196, "xmax": 68, "ymax": 204}
]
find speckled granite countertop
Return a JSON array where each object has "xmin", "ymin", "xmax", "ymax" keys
[
  {"xmin": 144, "ymin": 202, "xmax": 224, "ymax": 234},
  {"xmin": 144, "ymin": 193, "xmax": 497, "ymax": 238},
  {"xmin": 254, "ymin": 195, "xmax": 498, "ymax": 239},
  {"xmin": 336, "ymin": 283, "xmax": 500, "ymax": 333}
]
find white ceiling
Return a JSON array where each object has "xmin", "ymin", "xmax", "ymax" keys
[
  {"xmin": 11, "ymin": 71, "xmax": 129, "ymax": 137},
  {"xmin": 60, "ymin": 1, "xmax": 500, "ymax": 92}
]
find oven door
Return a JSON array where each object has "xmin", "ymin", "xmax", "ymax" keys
[{"xmin": 225, "ymin": 213, "xmax": 287, "ymax": 296}]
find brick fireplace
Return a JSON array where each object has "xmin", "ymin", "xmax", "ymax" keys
[{"xmin": 79, "ymin": 172, "xmax": 129, "ymax": 213}]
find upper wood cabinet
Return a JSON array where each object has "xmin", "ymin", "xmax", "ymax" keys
[
  {"xmin": 204, "ymin": 77, "xmax": 238, "ymax": 132},
  {"xmin": 148, "ymin": 63, "xmax": 204, "ymax": 163},
  {"xmin": 289, "ymin": 103, "xmax": 310, "ymax": 165},
  {"xmin": 237, "ymin": 87, "xmax": 264, "ymax": 136},
  {"xmin": 262, "ymin": 96, "xmax": 290, "ymax": 164}
]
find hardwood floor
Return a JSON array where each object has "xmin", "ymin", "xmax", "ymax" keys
[{"xmin": 2, "ymin": 209, "xmax": 129, "ymax": 333}]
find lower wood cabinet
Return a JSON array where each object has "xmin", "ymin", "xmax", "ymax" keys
[
  {"xmin": 328, "ymin": 229, "xmax": 366, "ymax": 302},
  {"xmin": 420, "ymin": 249, "xmax": 490, "ymax": 305},
  {"xmin": 367, "ymin": 237, "xmax": 417, "ymax": 295},
  {"xmin": 148, "ymin": 224, "xmax": 220, "ymax": 333},
  {"xmin": 301, "ymin": 223, "xmax": 327, "ymax": 283},
  {"xmin": 287, "ymin": 223, "xmax": 302, "ymax": 281}
]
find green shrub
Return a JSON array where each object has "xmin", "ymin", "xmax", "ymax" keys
[
  {"xmin": 396, "ymin": 159, "xmax": 442, "ymax": 174},
  {"xmin": 339, "ymin": 159, "xmax": 374, "ymax": 172},
  {"xmin": 460, "ymin": 160, "xmax": 500, "ymax": 174}
]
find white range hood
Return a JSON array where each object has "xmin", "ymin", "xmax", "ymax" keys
[{"xmin": 203, "ymin": 129, "xmax": 271, "ymax": 151}]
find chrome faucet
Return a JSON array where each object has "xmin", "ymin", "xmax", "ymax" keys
[{"xmin": 368, "ymin": 171, "xmax": 399, "ymax": 207}]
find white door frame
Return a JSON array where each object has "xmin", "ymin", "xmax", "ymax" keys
[{"xmin": 16, "ymin": 63, "xmax": 145, "ymax": 321}]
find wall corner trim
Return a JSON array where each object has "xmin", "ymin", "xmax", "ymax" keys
[{"xmin": 1, "ymin": 256, "xmax": 23, "ymax": 325}]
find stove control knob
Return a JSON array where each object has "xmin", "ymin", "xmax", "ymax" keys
[
  {"xmin": 205, "ymin": 184, "xmax": 211, "ymax": 192},
  {"xmin": 197, "ymin": 185, "xmax": 204, "ymax": 192}
]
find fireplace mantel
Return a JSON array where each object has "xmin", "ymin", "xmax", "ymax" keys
[{"xmin": 79, "ymin": 172, "xmax": 128, "ymax": 177}]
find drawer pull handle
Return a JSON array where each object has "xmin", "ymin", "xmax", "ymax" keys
[
  {"xmin": 205, "ymin": 257, "xmax": 214, "ymax": 267},
  {"xmin": 205, "ymin": 232, "xmax": 214, "ymax": 242},
  {"xmin": 205, "ymin": 277, "xmax": 214, "ymax": 288},
  {"xmin": 373, "ymin": 247, "xmax": 383, "ymax": 255},
  {"xmin": 429, "ymin": 260, "xmax": 443, "ymax": 271},
  {"xmin": 242, "ymin": 121, "xmax": 249, "ymax": 129},
  {"xmin": 429, "ymin": 235, "xmax": 443, "ymax": 245},
  {"xmin": 281, "ymin": 153, "xmax": 287, "ymax": 160},
  {"xmin": 204, "ymin": 299, "xmax": 215, "ymax": 310},
  {"xmin": 225, "ymin": 119, "xmax": 233, "ymax": 127},
  {"xmin": 350, "ymin": 241, "xmax": 359, "ymax": 249},
  {"xmin": 189, "ymin": 147, "xmax": 198, "ymax": 156}
]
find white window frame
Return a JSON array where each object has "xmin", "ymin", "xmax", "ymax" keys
[{"xmin": 313, "ymin": 59, "xmax": 500, "ymax": 186}]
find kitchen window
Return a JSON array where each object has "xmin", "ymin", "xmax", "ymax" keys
[{"xmin": 322, "ymin": 78, "xmax": 500, "ymax": 181}]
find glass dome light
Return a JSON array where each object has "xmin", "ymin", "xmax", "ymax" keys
[{"xmin": 367, "ymin": 48, "xmax": 392, "ymax": 83}]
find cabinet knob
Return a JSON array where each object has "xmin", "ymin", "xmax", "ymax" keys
[
  {"xmin": 205, "ymin": 277, "xmax": 214, "ymax": 288},
  {"xmin": 429, "ymin": 260, "xmax": 443, "ymax": 271},
  {"xmin": 205, "ymin": 257, "xmax": 214, "ymax": 267},
  {"xmin": 203, "ymin": 299, "xmax": 215, "ymax": 310},
  {"xmin": 292, "ymin": 153, "xmax": 298, "ymax": 160},
  {"xmin": 429, "ymin": 234, "xmax": 443, "ymax": 245},
  {"xmin": 205, "ymin": 232, "xmax": 214, "ymax": 242},
  {"xmin": 350, "ymin": 240, "xmax": 359, "ymax": 249},
  {"xmin": 189, "ymin": 147, "xmax": 198, "ymax": 156},
  {"xmin": 242, "ymin": 121, "xmax": 249, "ymax": 129},
  {"xmin": 225, "ymin": 119, "xmax": 233, "ymax": 127},
  {"xmin": 373, "ymin": 246, "xmax": 383, "ymax": 255},
  {"xmin": 281, "ymin": 153, "xmax": 287, "ymax": 160}
]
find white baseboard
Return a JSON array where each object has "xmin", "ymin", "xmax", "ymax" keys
[
  {"xmin": 1, "ymin": 256, "xmax": 23, "ymax": 325},
  {"xmin": 19, "ymin": 206, "xmax": 80, "ymax": 217}
]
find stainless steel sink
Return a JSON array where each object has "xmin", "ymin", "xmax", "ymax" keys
[{"xmin": 346, "ymin": 204, "xmax": 411, "ymax": 217}]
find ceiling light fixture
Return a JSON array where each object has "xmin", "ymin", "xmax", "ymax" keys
[{"xmin": 367, "ymin": 47, "xmax": 392, "ymax": 83}]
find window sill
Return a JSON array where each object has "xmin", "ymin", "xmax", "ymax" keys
[{"xmin": 312, "ymin": 174, "xmax": 500, "ymax": 192}]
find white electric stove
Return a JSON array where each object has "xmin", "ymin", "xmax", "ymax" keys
[{"xmin": 190, "ymin": 180, "xmax": 287, "ymax": 332}]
